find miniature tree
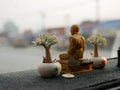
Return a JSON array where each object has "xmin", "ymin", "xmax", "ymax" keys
[
  {"xmin": 33, "ymin": 33, "xmax": 58, "ymax": 63},
  {"xmin": 87, "ymin": 34, "xmax": 107, "ymax": 57}
]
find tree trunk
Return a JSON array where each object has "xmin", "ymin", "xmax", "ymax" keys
[
  {"xmin": 44, "ymin": 47, "xmax": 52, "ymax": 63},
  {"xmin": 94, "ymin": 44, "xmax": 99, "ymax": 57}
]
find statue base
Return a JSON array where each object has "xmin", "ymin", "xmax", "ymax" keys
[{"xmin": 58, "ymin": 59, "xmax": 93, "ymax": 74}]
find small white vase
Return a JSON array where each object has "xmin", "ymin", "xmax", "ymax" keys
[
  {"xmin": 90, "ymin": 56, "xmax": 107, "ymax": 69},
  {"xmin": 38, "ymin": 62, "xmax": 61, "ymax": 77}
]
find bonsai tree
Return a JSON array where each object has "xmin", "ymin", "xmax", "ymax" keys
[
  {"xmin": 33, "ymin": 33, "xmax": 58, "ymax": 63},
  {"xmin": 87, "ymin": 34, "xmax": 107, "ymax": 57}
]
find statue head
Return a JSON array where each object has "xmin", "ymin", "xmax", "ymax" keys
[{"xmin": 71, "ymin": 25, "xmax": 80, "ymax": 35}]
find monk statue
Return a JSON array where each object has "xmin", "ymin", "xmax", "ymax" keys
[
  {"xmin": 59, "ymin": 24, "xmax": 85, "ymax": 61},
  {"xmin": 58, "ymin": 25, "xmax": 93, "ymax": 73}
]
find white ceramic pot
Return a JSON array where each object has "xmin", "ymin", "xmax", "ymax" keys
[
  {"xmin": 90, "ymin": 56, "xmax": 107, "ymax": 69},
  {"xmin": 38, "ymin": 62, "xmax": 61, "ymax": 77}
]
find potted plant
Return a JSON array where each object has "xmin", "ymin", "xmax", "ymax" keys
[
  {"xmin": 87, "ymin": 34, "xmax": 107, "ymax": 69},
  {"xmin": 33, "ymin": 33, "xmax": 61, "ymax": 77}
]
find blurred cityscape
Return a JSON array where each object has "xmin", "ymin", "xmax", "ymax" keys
[{"xmin": 0, "ymin": 19, "xmax": 119, "ymax": 50}]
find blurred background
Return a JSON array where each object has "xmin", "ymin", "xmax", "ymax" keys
[{"xmin": 0, "ymin": 0, "xmax": 120, "ymax": 74}]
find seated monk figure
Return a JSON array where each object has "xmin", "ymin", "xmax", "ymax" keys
[{"xmin": 59, "ymin": 25, "xmax": 85, "ymax": 61}]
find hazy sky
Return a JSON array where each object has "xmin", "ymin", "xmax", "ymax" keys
[{"xmin": 0, "ymin": 0, "xmax": 120, "ymax": 32}]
